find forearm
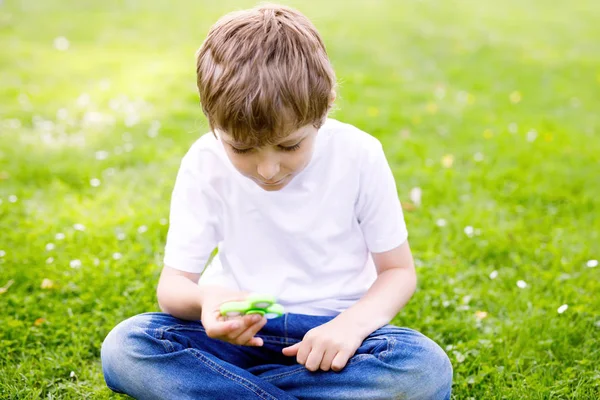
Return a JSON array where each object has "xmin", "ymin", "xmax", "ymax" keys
[
  {"xmin": 156, "ymin": 275, "xmax": 207, "ymax": 320},
  {"xmin": 336, "ymin": 267, "xmax": 417, "ymax": 339}
]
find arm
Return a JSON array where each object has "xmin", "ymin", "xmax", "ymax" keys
[
  {"xmin": 157, "ymin": 265, "xmax": 267, "ymax": 346},
  {"xmin": 335, "ymin": 240, "xmax": 416, "ymax": 339},
  {"xmin": 282, "ymin": 240, "xmax": 416, "ymax": 371},
  {"xmin": 156, "ymin": 265, "xmax": 204, "ymax": 320},
  {"xmin": 156, "ymin": 265, "xmax": 233, "ymax": 321}
]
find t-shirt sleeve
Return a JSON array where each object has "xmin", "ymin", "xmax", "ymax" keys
[
  {"xmin": 355, "ymin": 139, "xmax": 408, "ymax": 253},
  {"xmin": 163, "ymin": 149, "xmax": 222, "ymax": 273}
]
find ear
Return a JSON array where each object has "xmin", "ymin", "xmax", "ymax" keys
[{"xmin": 328, "ymin": 90, "xmax": 337, "ymax": 106}]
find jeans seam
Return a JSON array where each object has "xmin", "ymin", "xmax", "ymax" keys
[
  {"xmin": 284, "ymin": 313, "xmax": 290, "ymax": 345},
  {"xmin": 189, "ymin": 349, "xmax": 278, "ymax": 400}
]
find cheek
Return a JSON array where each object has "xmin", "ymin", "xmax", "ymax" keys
[
  {"xmin": 228, "ymin": 154, "xmax": 254, "ymax": 174},
  {"xmin": 285, "ymin": 150, "xmax": 312, "ymax": 171}
]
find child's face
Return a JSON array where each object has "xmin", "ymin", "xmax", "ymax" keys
[{"xmin": 219, "ymin": 124, "xmax": 318, "ymax": 191}]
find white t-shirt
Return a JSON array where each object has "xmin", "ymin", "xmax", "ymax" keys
[{"xmin": 163, "ymin": 118, "xmax": 408, "ymax": 316}]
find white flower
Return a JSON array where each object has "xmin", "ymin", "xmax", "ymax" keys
[
  {"xmin": 557, "ymin": 304, "xmax": 568, "ymax": 314},
  {"xmin": 586, "ymin": 259, "xmax": 598, "ymax": 268},
  {"xmin": 489, "ymin": 270, "xmax": 498, "ymax": 279},
  {"xmin": 434, "ymin": 86, "xmax": 446, "ymax": 100},
  {"xmin": 46, "ymin": 257, "xmax": 54, "ymax": 264},
  {"xmin": 517, "ymin": 280, "xmax": 527, "ymax": 289},
  {"xmin": 409, "ymin": 187, "xmax": 422, "ymax": 207},
  {"xmin": 95, "ymin": 150, "xmax": 109, "ymax": 160},
  {"xmin": 148, "ymin": 120, "xmax": 161, "ymax": 138},
  {"xmin": 90, "ymin": 178, "xmax": 101, "ymax": 187},
  {"xmin": 464, "ymin": 226, "xmax": 474, "ymax": 237},
  {"xmin": 508, "ymin": 123, "xmax": 518, "ymax": 134},
  {"xmin": 453, "ymin": 351, "xmax": 466, "ymax": 363},
  {"xmin": 473, "ymin": 152, "xmax": 484, "ymax": 162},
  {"xmin": 125, "ymin": 113, "xmax": 140, "ymax": 127},
  {"xmin": 73, "ymin": 223, "xmax": 85, "ymax": 231},
  {"xmin": 117, "ymin": 232, "xmax": 126, "ymax": 241},
  {"xmin": 54, "ymin": 36, "xmax": 70, "ymax": 51},
  {"xmin": 76, "ymin": 93, "xmax": 90, "ymax": 108},
  {"xmin": 8, "ymin": 195, "xmax": 17, "ymax": 203},
  {"xmin": 45, "ymin": 243, "xmax": 55, "ymax": 251},
  {"xmin": 159, "ymin": 218, "xmax": 168, "ymax": 226},
  {"xmin": 98, "ymin": 79, "xmax": 111, "ymax": 91},
  {"xmin": 113, "ymin": 252, "xmax": 122, "ymax": 260},
  {"xmin": 436, "ymin": 218, "xmax": 447, "ymax": 227},
  {"xmin": 55, "ymin": 233, "xmax": 65, "ymax": 240},
  {"xmin": 70, "ymin": 259, "xmax": 82, "ymax": 268},
  {"xmin": 137, "ymin": 225, "xmax": 148, "ymax": 234},
  {"xmin": 456, "ymin": 91, "xmax": 469, "ymax": 104},
  {"xmin": 56, "ymin": 108, "xmax": 69, "ymax": 120},
  {"xmin": 93, "ymin": 258, "xmax": 100, "ymax": 266},
  {"xmin": 0, "ymin": 250, "xmax": 5, "ymax": 257},
  {"xmin": 526, "ymin": 129, "xmax": 538, "ymax": 142}
]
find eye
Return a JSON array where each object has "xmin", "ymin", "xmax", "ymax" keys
[
  {"xmin": 230, "ymin": 145, "xmax": 253, "ymax": 154},
  {"xmin": 279, "ymin": 143, "xmax": 301, "ymax": 152}
]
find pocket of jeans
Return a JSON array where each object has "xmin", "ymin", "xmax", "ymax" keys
[
  {"xmin": 356, "ymin": 338, "xmax": 389, "ymax": 357},
  {"xmin": 347, "ymin": 338, "xmax": 388, "ymax": 366}
]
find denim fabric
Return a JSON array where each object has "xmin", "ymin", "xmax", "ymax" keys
[{"xmin": 101, "ymin": 312, "xmax": 452, "ymax": 399}]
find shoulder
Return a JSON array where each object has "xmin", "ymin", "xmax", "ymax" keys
[
  {"xmin": 319, "ymin": 118, "xmax": 384, "ymax": 164},
  {"xmin": 180, "ymin": 131, "xmax": 229, "ymax": 173}
]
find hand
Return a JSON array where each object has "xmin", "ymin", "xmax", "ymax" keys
[
  {"xmin": 200, "ymin": 286, "xmax": 268, "ymax": 347},
  {"xmin": 282, "ymin": 317, "xmax": 365, "ymax": 372}
]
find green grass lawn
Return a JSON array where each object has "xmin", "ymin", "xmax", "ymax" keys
[{"xmin": 1, "ymin": 0, "xmax": 599, "ymax": 398}]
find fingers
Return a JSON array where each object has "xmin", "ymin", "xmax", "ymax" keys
[
  {"xmin": 304, "ymin": 346, "xmax": 324, "ymax": 372},
  {"xmin": 231, "ymin": 315, "xmax": 267, "ymax": 346},
  {"xmin": 318, "ymin": 347, "xmax": 338, "ymax": 372},
  {"xmin": 330, "ymin": 351, "xmax": 350, "ymax": 372},
  {"xmin": 296, "ymin": 342, "xmax": 312, "ymax": 366},
  {"xmin": 282, "ymin": 342, "xmax": 301, "ymax": 356},
  {"xmin": 207, "ymin": 314, "xmax": 266, "ymax": 346},
  {"xmin": 205, "ymin": 318, "xmax": 243, "ymax": 338}
]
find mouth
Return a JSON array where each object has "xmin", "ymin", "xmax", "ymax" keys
[{"xmin": 258, "ymin": 176, "xmax": 287, "ymax": 185}]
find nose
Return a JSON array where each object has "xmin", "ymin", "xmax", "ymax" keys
[{"xmin": 256, "ymin": 154, "xmax": 280, "ymax": 181}]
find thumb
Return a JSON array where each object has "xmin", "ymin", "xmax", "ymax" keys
[{"xmin": 282, "ymin": 342, "xmax": 301, "ymax": 356}]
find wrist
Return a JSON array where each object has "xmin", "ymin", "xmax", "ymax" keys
[{"xmin": 335, "ymin": 309, "xmax": 384, "ymax": 340}]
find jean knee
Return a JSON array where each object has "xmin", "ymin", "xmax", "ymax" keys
[
  {"xmin": 101, "ymin": 314, "xmax": 155, "ymax": 390},
  {"xmin": 414, "ymin": 336, "xmax": 453, "ymax": 399},
  {"xmin": 382, "ymin": 330, "xmax": 452, "ymax": 399}
]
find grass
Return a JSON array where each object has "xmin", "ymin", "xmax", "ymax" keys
[{"xmin": 1, "ymin": 0, "xmax": 599, "ymax": 398}]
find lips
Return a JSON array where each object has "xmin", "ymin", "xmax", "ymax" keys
[
  {"xmin": 258, "ymin": 176, "xmax": 287, "ymax": 185},
  {"xmin": 261, "ymin": 179, "xmax": 283, "ymax": 185}
]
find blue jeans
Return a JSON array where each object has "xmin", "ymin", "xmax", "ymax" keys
[{"xmin": 101, "ymin": 312, "xmax": 452, "ymax": 399}]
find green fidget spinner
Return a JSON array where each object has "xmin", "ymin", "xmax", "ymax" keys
[{"xmin": 220, "ymin": 293, "xmax": 285, "ymax": 319}]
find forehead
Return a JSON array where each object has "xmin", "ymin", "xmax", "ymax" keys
[{"xmin": 220, "ymin": 124, "xmax": 314, "ymax": 147}]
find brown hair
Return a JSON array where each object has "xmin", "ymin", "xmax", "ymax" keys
[{"xmin": 195, "ymin": 3, "xmax": 336, "ymax": 147}]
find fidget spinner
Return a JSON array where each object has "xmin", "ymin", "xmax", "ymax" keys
[{"xmin": 220, "ymin": 293, "xmax": 285, "ymax": 319}]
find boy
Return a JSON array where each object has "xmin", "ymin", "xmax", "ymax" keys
[{"xmin": 101, "ymin": 4, "xmax": 452, "ymax": 399}]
